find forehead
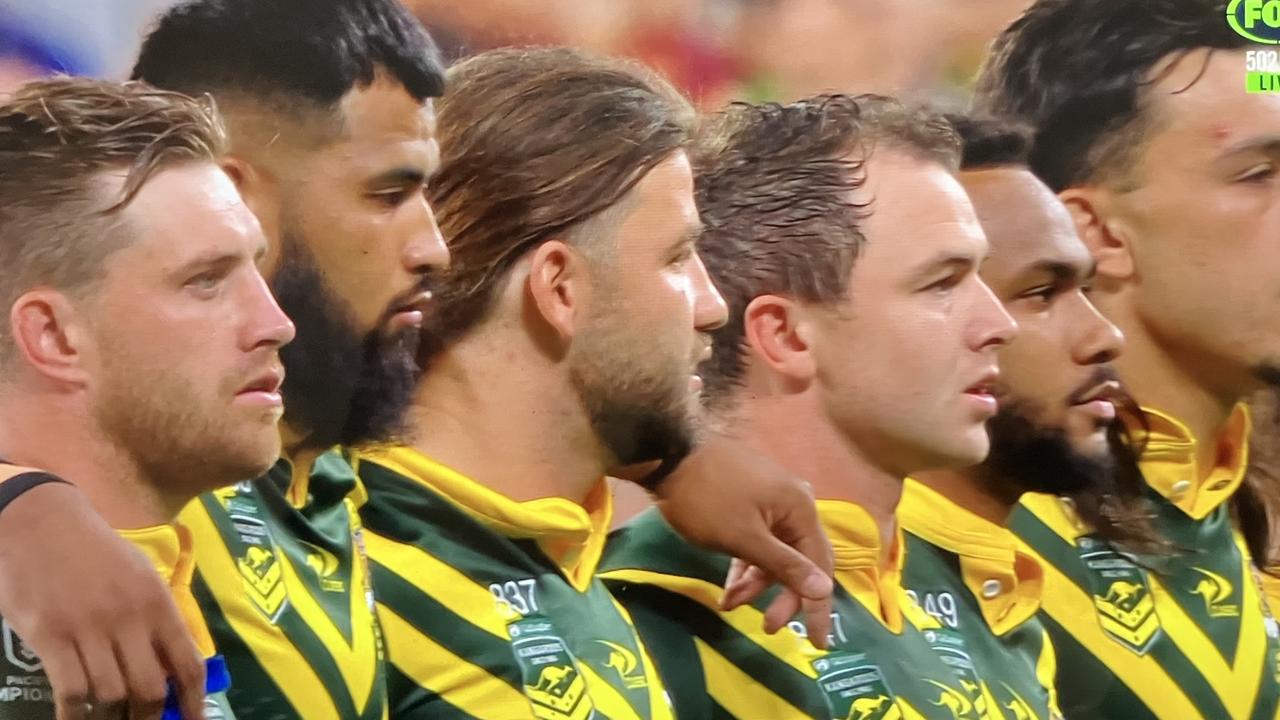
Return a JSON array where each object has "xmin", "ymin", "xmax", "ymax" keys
[
  {"xmin": 961, "ymin": 167, "xmax": 1089, "ymax": 277},
  {"xmin": 856, "ymin": 149, "xmax": 986, "ymax": 267},
  {"xmin": 325, "ymin": 78, "xmax": 435, "ymax": 171},
  {"xmin": 115, "ymin": 163, "xmax": 261, "ymax": 263},
  {"xmin": 614, "ymin": 150, "xmax": 699, "ymax": 245},
  {"xmin": 1143, "ymin": 48, "xmax": 1280, "ymax": 167}
]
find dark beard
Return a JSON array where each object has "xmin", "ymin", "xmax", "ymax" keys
[
  {"xmin": 270, "ymin": 239, "xmax": 419, "ymax": 450},
  {"xmin": 974, "ymin": 400, "xmax": 1116, "ymax": 506}
]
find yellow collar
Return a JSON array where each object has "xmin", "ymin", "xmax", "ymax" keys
[
  {"xmin": 817, "ymin": 499, "xmax": 906, "ymax": 633},
  {"xmin": 1128, "ymin": 404, "xmax": 1252, "ymax": 519},
  {"xmin": 357, "ymin": 446, "xmax": 613, "ymax": 592},
  {"xmin": 117, "ymin": 523, "xmax": 216, "ymax": 657},
  {"xmin": 898, "ymin": 479, "xmax": 1044, "ymax": 636}
]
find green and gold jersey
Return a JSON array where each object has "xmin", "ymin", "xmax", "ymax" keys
[
  {"xmin": 1010, "ymin": 404, "xmax": 1280, "ymax": 720},
  {"xmin": 0, "ymin": 521, "xmax": 236, "ymax": 719},
  {"xmin": 179, "ymin": 449, "xmax": 386, "ymax": 720},
  {"xmin": 602, "ymin": 500, "xmax": 982, "ymax": 720},
  {"xmin": 898, "ymin": 480, "xmax": 1061, "ymax": 720},
  {"xmin": 355, "ymin": 447, "xmax": 674, "ymax": 720}
]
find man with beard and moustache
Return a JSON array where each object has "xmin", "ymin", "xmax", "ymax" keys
[
  {"xmin": 0, "ymin": 4, "xmax": 839, "ymax": 718},
  {"xmin": 0, "ymin": 78, "xmax": 295, "ymax": 720},
  {"xmin": 351, "ymin": 47, "xmax": 724, "ymax": 718},
  {"xmin": 975, "ymin": 1, "xmax": 1280, "ymax": 717},
  {"xmin": 113, "ymin": 1, "xmax": 447, "ymax": 718},
  {"xmin": 898, "ymin": 115, "xmax": 1160, "ymax": 720},
  {"xmin": 600, "ymin": 95, "xmax": 1020, "ymax": 719}
]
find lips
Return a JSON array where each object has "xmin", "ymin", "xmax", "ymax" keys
[
  {"xmin": 964, "ymin": 368, "xmax": 1001, "ymax": 398},
  {"xmin": 238, "ymin": 366, "xmax": 285, "ymax": 396},
  {"xmin": 1069, "ymin": 379, "xmax": 1123, "ymax": 407}
]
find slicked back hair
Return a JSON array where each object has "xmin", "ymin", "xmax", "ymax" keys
[
  {"xmin": 0, "ymin": 77, "xmax": 227, "ymax": 366},
  {"xmin": 132, "ymin": 0, "xmax": 444, "ymax": 130},
  {"xmin": 421, "ymin": 47, "xmax": 695, "ymax": 361},
  {"xmin": 693, "ymin": 94, "xmax": 959, "ymax": 410},
  {"xmin": 973, "ymin": 0, "xmax": 1244, "ymax": 191}
]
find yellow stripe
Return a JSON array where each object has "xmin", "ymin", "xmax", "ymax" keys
[
  {"xmin": 579, "ymin": 665, "xmax": 641, "ymax": 720},
  {"xmin": 1029, "ymin": 552, "xmax": 1200, "ymax": 718},
  {"xmin": 608, "ymin": 596, "xmax": 675, "ymax": 720},
  {"xmin": 366, "ymin": 531, "xmax": 510, "ymax": 638},
  {"xmin": 379, "ymin": 604, "xmax": 532, "ymax": 716},
  {"xmin": 693, "ymin": 638, "xmax": 813, "ymax": 719},
  {"xmin": 181, "ymin": 502, "xmax": 340, "ymax": 720},
  {"xmin": 1037, "ymin": 628, "xmax": 1062, "ymax": 719},
  {"xmin": 273, "ymin": 541, "xmax": 379, "ymax": 710},
  {"xmin": 598, "ymin": 568, "xmax": 818, "ymax": 676},
  {"xmin": 1147, "ymin": 565, "xmax": 1267, "ymax": 720}
]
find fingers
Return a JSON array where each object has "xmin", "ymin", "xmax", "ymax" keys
[
  {"xmin": 762, "ymin": 589, "xmax": 800, "ymax": 635},
  {"xmin": 720, "ymin": 562, "xmax": 770, "ymax": 611},
  {"xmin": 154, "ymin": 610, "xmax": 206, "ymax": 720},
  {"xmin": 78, "ymin": 636, "xmax": 127, "ymax": 719},
  {"xmin": 799, "ymin": 596, "xmax": 833, "ymax": 650},
  {"xmin": 114, "ymin": 625, "xmax": 170, "ymax": 720},
  {"xmin": 45, "ymin": 638, "xmax": 90, "ymax": 720},
  {"xmin": 732, "ymin": 532, "xmax": 833, "ymax": 603}
]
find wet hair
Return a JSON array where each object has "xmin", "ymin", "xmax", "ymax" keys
[{"xmin": 973, "ymin": 0, "xmax": 1244, "ymax": 191}]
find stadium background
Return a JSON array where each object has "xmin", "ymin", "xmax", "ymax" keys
[{"xmin": 0, "ymin": 0, "xmax": 1030, "ymax": 104}]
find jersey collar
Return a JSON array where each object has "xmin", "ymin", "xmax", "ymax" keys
[
  {"xmin": 119, "ymin": 523, "xmax": 217, "ymax": 657},
  {"xmin": 1127, "ymin": 404, "xmax": 1252, "ymax": 519},
  {"xmin": 817, "ymin": 499, "xmax": 906, "ymax": 633},
  {"xmin": 898, "ymin": 479, "xmax": 1044, "ymax": 636},
  {"xmin": 357, "ymin": 446, "xmax": 612, "ymax": 592}
]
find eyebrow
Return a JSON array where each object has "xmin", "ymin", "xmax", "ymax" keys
[
  {"xmin": 367, "ymin": 166, "xmax": 427, "ymax": 187},
  {"xmin": 666, "ymin": 223, "xmax": 704, "ymax": 255},
  {"xmin": 911, "ymin": 253, "xmax": 979, "ymax": 283},
  {"xmin": 1215, "ymin": 135, "xmax": 1280, "ymax": 161},
  {"xmin": 1016, "ymin": 258, "xmax": 1094, "ymax": 284},
  {"xmin": 171, "ymin": 250, "xmax": 243, "ymax": 279}
]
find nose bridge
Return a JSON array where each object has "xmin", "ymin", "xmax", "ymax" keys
[
  {"xmin": 403, "ymin": 194, "xmax": 450, "ymax": 273},
  {"xmin": 691, "ymin": 252, "xmax": 729, "ymax": 331},
  {"xmin": 972, "ymin": 275, "xmax": 1018, "ymax": 349},
  {"xmin": 246, "ymin": 267, "xmax": 296, "ymax": 348},
  {"xmin": 1070, "ymin": 291, "xmax": 1124, "ymax": 364}
]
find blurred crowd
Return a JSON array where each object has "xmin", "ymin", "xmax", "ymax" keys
[{"xmin": 1, "ymin": 0, "xmax": 1030, "ymax": 106}]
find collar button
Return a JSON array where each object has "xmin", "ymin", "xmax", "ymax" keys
[
  {"xmin": 1208, "ymin": 479, "xmax": 1231, "ymax": 491},
  {"xmin": 981, "ymin": 579, "xmax": 1003, "ymax": 599},
  {"xmin": 1170, "ymin": 480, "xmax": 1192, "ymax": 499}
]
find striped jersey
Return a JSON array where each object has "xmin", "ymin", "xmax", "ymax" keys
[
  {"xmin": 1010, "ymin": 404, "xmax": 1280, "ymax": 719},
  {"xmin": 602, "ymin": 500, "xmax": 981, "ymax": 720},
  {"xmin": 355, "ymin": 447, "xmax": 673, "ymax": 720},
  {"xmin": 898, "ymin": 480, "xmax": 1062, "ymax": 720},
  {"xmin": 179, "ymin": 449, "xmax": 386, "ymax": 720},
  {"xmin": 0, "ymin": 519, "xmax": 236, "ymax": 719}
]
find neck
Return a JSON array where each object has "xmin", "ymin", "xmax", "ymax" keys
[
  {"xmin": 0, "ymin": 391, "xmax": 173, "ymax": 528},
  {"xmin": 280, "ymin": 422, "xmax": 324, "ymax": 486},
  {"xmin": 405, "ymin": 338, "xmax": 606, "ymax": 504},
  {"xmin": 727, "ymin": 391, "xmax": 901, "ymax": 560},
  {"xmin": 1102, "ymin": 296, "xmax": 1240, "ymax": 477},
  {"xmin": 912, "ymin": 467, "xmax": 1011, "ymax": 525}
]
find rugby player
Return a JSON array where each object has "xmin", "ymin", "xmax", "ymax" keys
[
  {"xmin": 975, "ymin": 0, "xmax": 1280, "ymax": 716},
  {"xmin": 0, "ymin": 77, "xmax": 293, "ymax": 719},
  {"xmin": 602, "ymin": 94, "xmax": 1019, "ymax": 718},
  {"xmin": 355, "ymin": 47, "xmax": 723, "ymax": 718}
]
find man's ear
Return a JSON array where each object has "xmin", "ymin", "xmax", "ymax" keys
[
  {"xmin": 9, "ymin": 290, "xmax": 93, "ymax": 386},
  {"xmin": 742, "ymin": 294, "xmax": 817, "ymax": 386},
  {"xmin": 223, "ymin": 156, "xmax": 282, "ymax": 270},
  {"xmin": 1059, "ymin": 186, "xmax": 1135, "ymax": 282},
  {"xmin": 526, "ymin": 240, "xmax": 588, "ymax": 347}
]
